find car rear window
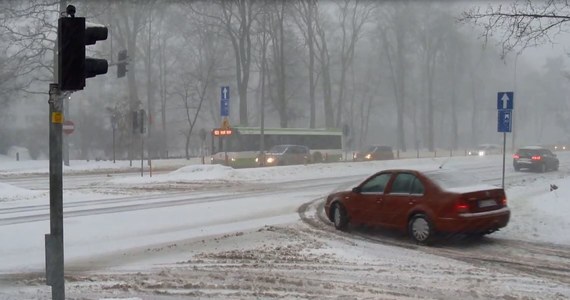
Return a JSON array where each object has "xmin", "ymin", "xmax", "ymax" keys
[
  {"xmin": 424, "ymin": 170, "xmax": 481, "ymax": 189},
  {"xmin": 517, "ymin": 149, "xmax": 539, "ymax": 156}
]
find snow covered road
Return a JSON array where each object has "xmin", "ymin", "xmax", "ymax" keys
[{"xmin": 1, "ymin": 154, "xmax": 570, "ymax": 299}]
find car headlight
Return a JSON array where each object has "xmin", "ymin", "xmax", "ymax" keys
[
  {"xmin": 267, "ymin": 157, "xmax": 275, "ymax": 163},
  {"xmin": 255, "ymin": 157, "xmax": 259, "ymax": 162},
  {"xmin": 478, "ymin": 151, "xmax": 485, "ymax": 156},
  {"xmin": 365, "ymin": 154, "xmax": 372, "ymax": 159},
  {"xmin": 231, "ymin": 157, "xmax": 236, "ymax": 162}
]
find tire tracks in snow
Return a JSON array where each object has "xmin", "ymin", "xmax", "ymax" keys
[{"xmin": 298, "ymin": 197, "xmax": 570, "ymax": 285}]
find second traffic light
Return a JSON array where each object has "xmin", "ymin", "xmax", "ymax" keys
[{"xmin": 58, "ymin": 17, "xmax": 109, "ymax": 91}]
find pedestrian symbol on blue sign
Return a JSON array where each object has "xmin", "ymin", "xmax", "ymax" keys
[
  {"xmin": 220, "ymin": 86, "xmax": 230, "ymax": 117},
  {"xmin": 497, "ymin": 92, "xmax": 514, "ymax": 110},
  {"xmin": 498, "ymin": 109, "xmax": 512, "ymax": 133}
]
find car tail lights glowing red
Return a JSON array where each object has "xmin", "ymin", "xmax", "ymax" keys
[
  {"xmin": 531, "ymin": 155, "xmax": 542, "ymax": 160},
  {"xmin": 501, "ymin": 197, "xmax": 507, "ymax": 206},
  {"xmin": 456, "ymin": 201, "xmax": 469, "ymax": 213},
  {"xmin": 513, "ymin": 154, "xmax": 520, "ymax": 159}
]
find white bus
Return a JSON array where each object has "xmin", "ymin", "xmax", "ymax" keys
[{"xmin": 210, "ymin": 127, "xmax": 344, "ymax": 167}]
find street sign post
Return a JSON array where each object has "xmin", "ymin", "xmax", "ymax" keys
[
  {"xmin": 222, "ymin": 117, "xmax": 230, "ymax": 130},
  {"xmin": 220, "ymin": 86, "xmax": 230, "ymax": 165},
  {"xmin": 497, "ymin": 91, "xmax": 514, "ymax": 189}
]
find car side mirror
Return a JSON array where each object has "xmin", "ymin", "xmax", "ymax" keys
[{"xmin": 352, "ymin": 187, "xmax": 361, "ymax": 194}]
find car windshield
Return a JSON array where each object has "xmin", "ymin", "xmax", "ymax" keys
[
  {"xmin": 424, "ymin": 170, "xmax": 482, "ymax": 189},
  {"xmin": 268, "ymin": 145, "xmax": 288, "ymax": 154},
  {"xmin": 367, "ymin": 146, "xmax": 391, "ymax": 152}
]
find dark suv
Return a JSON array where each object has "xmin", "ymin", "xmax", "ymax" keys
[{"xmin": 513, "ymin": 146, "xmax": 559, "ymax": 172}]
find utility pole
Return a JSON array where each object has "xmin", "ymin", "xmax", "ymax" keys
[
  {"xmin": 45, "ymin": 2, "xmax": 67, "ymax": 298},
  {"xmin": 46, "ymin": 83, "xmax": 65, "ymax": 300},
  {"xmin": 46, "ymin": 4, "xmax": 109, "ymax": 299},
  {"xmin": 511, "ymin": 53, "xmax": 519, "ymax": 153}
]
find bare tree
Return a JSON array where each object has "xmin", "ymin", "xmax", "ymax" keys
[
  {"xmin": 333, "ymin": 0, "xmax": 374, "ymax": 128},
  {"xmin": 170, "ymin": 6, "xmax": 224, "ymax": 159},
  {"xmin": 377, "ymin": 2, "xmax": 414, "ymax": 152},
  {"xmin": 188, "ymin": 1, "xmax": 261, "ymax": 126},
  {"xmin": 294, "ymin": 0, "xmax": 318, "ymax": 128},
  {"xmin": 267, "ymin": 2, "xmax": 289, "ymax": 127},
  {"xmin": 314, "ymin": 8, "xmax": 335, "ymax": 128},
  {"xmin": 0, "ymin": 0, "xmax": 59, "ymax": 93},
  {"xmin": 461, "ymin": 1, "xmax": 570, "ymax": 58},
  {"xmin": 418, "ymin": 5, "xmax": 448, "ymax": 151}
]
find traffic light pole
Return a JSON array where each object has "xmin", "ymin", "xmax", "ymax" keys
[{"xmin": 46, "ymin": 83, "xmax": 65, "ymax": 300}]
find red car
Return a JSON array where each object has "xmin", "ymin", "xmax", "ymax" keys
[{"xmin": 324, "ymin": 169, "xmax": 510, "ymax": 244}]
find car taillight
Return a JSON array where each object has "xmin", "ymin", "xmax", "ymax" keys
[
  {"xmin": 501, "ymin": 197, "xmax": 507, "ymax": 206},
  {"xmin": 513, "ymin": 154, "xmax": 520, "ymax": 159},
  {"xmin": 456, "ymin": 201, "xmax": 469, "ymax": 213},
  {"xmin": 531, "ymin": 155, "xmax": 541, "ymax": 160}
]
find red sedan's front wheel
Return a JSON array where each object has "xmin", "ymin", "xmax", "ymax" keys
[{"xmin": 332, "ymin": 203, "xmax": 349, "ymax": 231}]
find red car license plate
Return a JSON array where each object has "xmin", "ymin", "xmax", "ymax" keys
[{"xmin": 478, "ymin": 199, "xmax": 496, "ymax": 208}]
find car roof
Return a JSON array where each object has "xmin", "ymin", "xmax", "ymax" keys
[{"xmin": 375, "ymin": 168, "xmax": 438, "ymax": 174}]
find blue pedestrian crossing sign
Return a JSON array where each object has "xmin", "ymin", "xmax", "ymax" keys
[
  {"xmin": 220, "ymin": 86, "xmax": 230, "ymax": 117},
  {"xmin": 498, "ymin": 109, "xmax": 512, "ymax": 132},
  {"xmin": 497, "ymin": 92, "xmax": 514, "ymax": 110}
]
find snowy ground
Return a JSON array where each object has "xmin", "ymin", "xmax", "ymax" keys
[{"xmin": 0, "ymin": 153, "xmax": 570, "ymax": 299}]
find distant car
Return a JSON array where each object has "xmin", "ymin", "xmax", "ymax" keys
[
  {"xmin": 513, "ymin": 146, "xmax": 559, "ymax": 172},
  {"xmin": 353, "ymin": 145, "xmax": 394, "ymax": 161},
  {"xmin": 324, "ymin": 169, "xmax": 510, "ymax": 244},
  {"xmin": 468, "ymin": 144, "xmax": 501, "ymax": 156},
  {"xmin": 551, "ymin": 143, "xmax": 569, "ymax": 151},
  {"xmin": 257, "ymin": 144, "xmax": 310, "ymax": 166}
]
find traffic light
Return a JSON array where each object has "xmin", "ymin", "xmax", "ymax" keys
[
  {"xmin": 139, "ymin": 109, "xmax": 147, "ymax": 134},
  {"xmin": 132, "ymin": 109, "xmax": 147, "ymax": 134},
  {"xmin": 132, "ymin": 110, "xmax": 139, "ymax": 134},
  {"xmin": 117, "ymin": 49, "xmax": 128, "ymax": 78},
  {"xmin": 58, "ymin": 15, "xmax": 108, "ymax": 91}
]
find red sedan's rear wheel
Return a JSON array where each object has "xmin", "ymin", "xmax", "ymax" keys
[{"xmin": 408, "ymin": 214, "xmax": 434, "ymax": 244}]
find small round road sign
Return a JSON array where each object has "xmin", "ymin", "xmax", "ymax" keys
[{"xmin": 63, "ymin": 120, "xmax": 75, "ymax": 135}]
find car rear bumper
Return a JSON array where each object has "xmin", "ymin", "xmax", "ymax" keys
[{"xmin": 436, "ymin": 207, "xmax": 510, "ymax": 233}]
